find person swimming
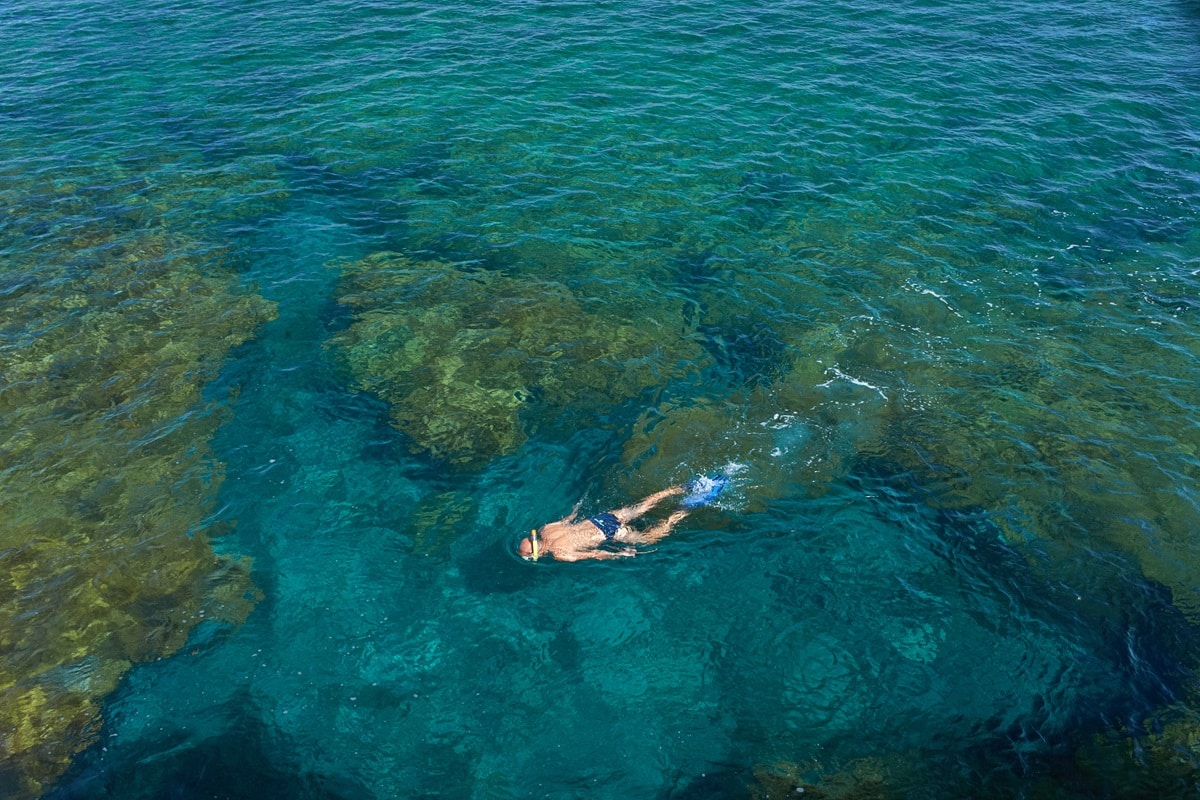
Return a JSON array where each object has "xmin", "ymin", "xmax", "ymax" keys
[{"xmin": 518, "ymin": 476, "xmax": 729, "ymax": 562}]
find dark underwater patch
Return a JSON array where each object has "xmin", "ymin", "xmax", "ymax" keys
[
  {"xmin": 459, "ymin": 539, "xmax": 538, "ymax": 595},
  {"xmin": 151, "ymin": 105, "xmax": 250, "ymax": 165},
  {"xmin": 47, "ymin": 692, "xmax": 374, "ymax": 800},
  {"xmin": 662, "ymin": 767, "xmax": 751, "ymax": 800},
  {"xmin": 867, "ymin": 463, "xmax": 1197, "ymax": 748},
  {"xmin": 728, "ymin": 170, "xmax": 805, "ymax": 230},
  {"xmin": 729, "ymin": 459, "xmax": 1200, "ymax": 798},
  {"xmin": 698, "ymin": 320, "xmax": 790, "ymax": 387},
  {"xmin": 394, "ymin": 148, "xmax": 452, "ymax": 184},
  {"xmin": 671, "ymin": 248, "xmax": 720, "ymax": 292}
]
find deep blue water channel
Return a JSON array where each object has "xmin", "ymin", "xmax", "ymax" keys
[{"xmin": 5, "ymin": 0, "xmax": 1200, "ymax": 797}]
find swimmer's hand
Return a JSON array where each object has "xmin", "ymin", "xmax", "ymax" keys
[{"xmin": 564, "ymin": 484, "xmax": 592, "ymax": 522}]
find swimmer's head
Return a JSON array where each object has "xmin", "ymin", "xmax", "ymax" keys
[{"xmin": 519, "ymin": 528, "xmax": 541, "ymax": 561}]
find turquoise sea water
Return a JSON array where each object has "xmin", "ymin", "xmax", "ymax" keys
[{"xmin": 4, "ymin": 0, "xmax": 1200, "ymax": 796}]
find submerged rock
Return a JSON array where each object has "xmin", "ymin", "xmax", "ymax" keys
[
  {"xmin": 751, "ymin": 756, "xmax": 900, "ymax": 800},
  {"xmin": 619, "ymin": 324, "xmax": 888, "ymax": 508},
  {"xmin": 0, "ymin": 189, "xmax": 275, "ymax": 797},
  {"xmin": 329, "ymin": 251, "xmax": 707, "ymax": 467}
]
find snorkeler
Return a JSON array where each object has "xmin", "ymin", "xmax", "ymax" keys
[
  {"xmin": 518, "ymin": 475, "xmax": 730, "ymax": 563},
  {"xmin": 519, "ymin": 486, "xmax": 688, "ymax": 562}
]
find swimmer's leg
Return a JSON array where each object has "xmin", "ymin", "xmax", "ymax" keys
[
  {"xmin": 631, "ymin": 509, "xmax": 690, "ymax": 545},
  {"xmin": 611, "ymin": 486, "xmax": 684, "ymax": 524}
]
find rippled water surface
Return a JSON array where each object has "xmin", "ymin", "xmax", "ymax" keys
[{"xmin": 4, "ymin": 0, "xmax": 1200, "ymax": 797}]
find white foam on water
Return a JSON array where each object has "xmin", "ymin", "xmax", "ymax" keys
[{"xmin": 816, "ymin": 366, "xmax": 890, "ymax": 402}]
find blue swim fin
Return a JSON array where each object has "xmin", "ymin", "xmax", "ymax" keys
[{"xmin": 681, "ymin": 474, "xmax": 730, "ymax": 508}]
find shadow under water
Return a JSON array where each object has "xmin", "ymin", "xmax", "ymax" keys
[{"xmin": 46, "ymin": 691, "xmax": 373, "ymax": 800}]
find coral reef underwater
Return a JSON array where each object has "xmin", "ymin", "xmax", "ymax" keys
[
  {"xmin": 0, "ymin": 163, "xmax": 279, "ymax": 798},
  {"xmin": 328, "ymin": 251, "xmax": 707, "ymax": 466}
]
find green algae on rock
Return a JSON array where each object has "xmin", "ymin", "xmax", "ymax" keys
[
  {"xmin": 0, "ymin": 223, "xmax": 274, "ymax": 798},
  {"xmin": 329, "ymin": 252, "xmax": 707, "ymax": 466},
  {"xmin": 1065, "ymin": 705, "xmax": 1200, "ymax": 799},
  {"xmin": 848, "ymin": 255, "xmax": 1200, "ymax": 617},
  {"xmin": 670, "ymin": 185, "xmax": 1200, "ymax": 623},
  {"xmin": 751, "ymin": 756, "xmax": 902, "ymax": 800},
  {"xmin": 619, "ymin": 331, "xmax": 889, "ymax": 510}
]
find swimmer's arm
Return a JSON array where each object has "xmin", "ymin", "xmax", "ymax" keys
[
  {"xmin": 583, "ymin": 547, "xmax": 637, "ymax": 561},
  {"xmin": 560, "ymin": 505, "xmax": 582, "ymax": 523},
  {"xmin": 554, "ymin": 545, "xmax": 634, "ymax": 562},
  {"xmin": 561, "ymin": 488, "xmax": 590, "ymax": 523}
]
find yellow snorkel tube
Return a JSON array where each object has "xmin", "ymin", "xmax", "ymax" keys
[{"xmin": 530, "ymin": 528, "xmax": 540, "ymax": 562}]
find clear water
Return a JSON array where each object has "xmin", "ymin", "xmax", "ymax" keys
[{"xmin": 4, "ymin": 0, "xmax": 1200, "ymax": 797}]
